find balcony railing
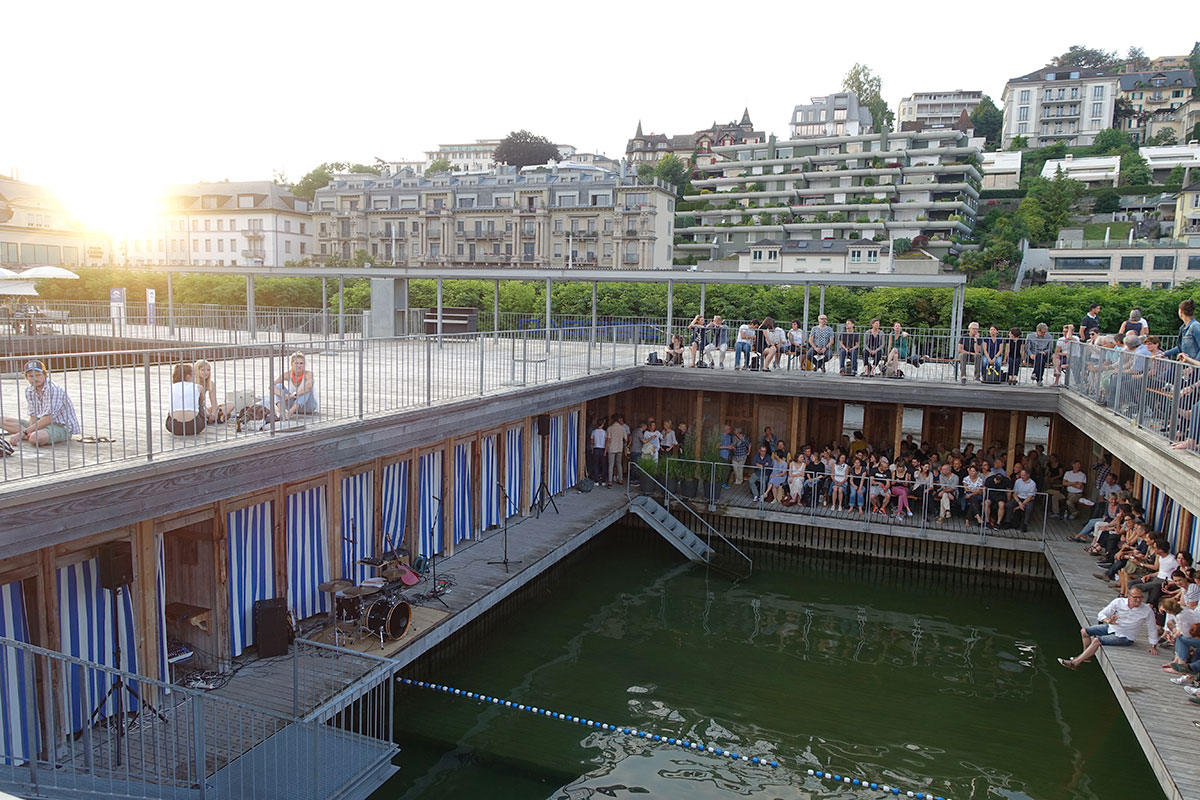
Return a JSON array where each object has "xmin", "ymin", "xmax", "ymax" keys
[{"xmin": 243, "ymin": 228, "xmax": 264, "ymax": 239}]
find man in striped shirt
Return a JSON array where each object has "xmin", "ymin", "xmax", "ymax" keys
[{"xmin": 1, "ymin": 360, "xmax": 81, "ymax": 455}]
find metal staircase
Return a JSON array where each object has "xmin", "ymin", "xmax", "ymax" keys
[{"xmin": 629, "ymin": 494, "xmax": 715, "ymax": 564}]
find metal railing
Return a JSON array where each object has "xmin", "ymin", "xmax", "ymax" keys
[
  {"xmin": 0, "ymin": 635, "xmax": 397, "ymax": 800},
  {"xmin": 0, "ymin": 326, "xmax": 640, "ymax": 484},
  {"xmin": 650, "ymin": 456, "xmax": 1053, "ymax": 549},
  {"xmin": 1062, "ymin": 340, "xmax": 1200, "ymax": 456},
  {"xmin": 626, "ymin": 461, "xmax": 753, "ymax": 578}
]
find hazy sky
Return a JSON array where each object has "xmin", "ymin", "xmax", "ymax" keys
[{"xmin": 3, "ymin": 0, "xmax": 1190, "ymax": 234}]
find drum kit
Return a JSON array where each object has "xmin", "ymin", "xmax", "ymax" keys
[{"xmin": 317, "ymin": 570, "xmax": 415, "ymax": 650}]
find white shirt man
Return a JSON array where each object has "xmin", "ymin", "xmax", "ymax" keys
[
  {"xmin": 1062, "ymin": 464, "xmax": 1087, "ymax": 519},
  {"xmin": 1059, "ymin": 588, "xmax": 1158, "ymax": 670},
  {"xmin": 589, "ymin": 424, "xmax": 607, "ymax": 485}
]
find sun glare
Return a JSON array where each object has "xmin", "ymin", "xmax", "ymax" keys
[{"xmin": 55, "ymin": 180, "xmax": 166, "ymax": 241}]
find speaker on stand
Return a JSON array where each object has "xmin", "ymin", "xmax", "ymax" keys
[{"xmin": 254, "ymin": 598, "xmax": 290, "ymax": 658}]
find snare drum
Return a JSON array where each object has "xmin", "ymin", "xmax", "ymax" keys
[{"xmin": 365, "ymin": 599, "xmax": 412, "ymax": 641}]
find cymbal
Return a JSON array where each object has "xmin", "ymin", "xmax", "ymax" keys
[
  {"xmin": 318, "ymin": 580, "xmax": 353, "ymax": 593},
  {"xmin": 343, "ymin": 585, "xmax": 380, "ymax": 597}
]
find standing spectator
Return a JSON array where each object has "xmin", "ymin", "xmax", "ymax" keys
[
  {"xmin": 957, "ymin": 322, "xmax": 982, "ymax": 384},
  {"xmin": 1079, "ymin": 303, "xmax": 1101, "ymax": 340},
  {"xmin": 1118, "ymin": 308, "xmax": 1148, "ymax": 338},
  {"xmin": 734, "ymin": 319, "xmax": 757, "ymax": 371},
  {"xmin": 642, "ymin": 422, "xmax": 662, "ymax": 462},
  {"xmin": 1026, "ymin": 324, "xmax": 1053, "ymax": 386},
  {"xmin": 935, "ymin": 464, "xmax": 959, "ymax": 522},
  {"xmin": 1005, "ymin": 327, "xmax": 1025, "ymax": 385},
  {"xmin": 589, "ymin": 419, "xmax": 607, "ymax": 485},
  {"xmin": 686, "ymin": 315, "xmax": 707, "ymax": 368},
  {"xmin": 748, "ymin": 444, "xmax": 773, "ymax": 500},
  {"xmin": 718, "ymin": 424, "xmax": 734, "ymax": 488},
  {"xmin": 2, "ymin": 360, "xmax": 82, "ymax": 454},
  {"xmin": 703, "ymin": 316, "xmax": 728, "ymax": 368},
  {"xmin": 808, "ymin": 314, "xmax": 834, "ymax": 372},
  {"xmin": 981, "ymin": 325, "xmax": 1005, "ymax": 378},
  {"xmin": 630, "ymin": 422, "xmax": 646, "ymax": 464},
  {"xmin": 1053, "ymin": 324, "xmax": 1079, "ymax": 386},
  {"xmin": 1058, "ymin": 587, "xmax": 1158, "ymax": 669},
  {"xmin": 1008, "ymin": 469, "xmax": 1039, "ymax": 533},
  {"xmin": 787, "ymin": 320, "xmax": 806, "ymax": 368},
  {"xmin": 606, "ymin": 415, "xmax": 627, "ymax": 486},
  {"xmin": 862, "ymin": 319, "xmax": 886, "ymax": 377},
  {"xmin": 730, "ymin": 427, "xmax": 751, "ymax": 485},
  {"xmin": 1163, "ymin": 299, "xmax": 1200, "ymax": 361},
  {"xmin": 838, "ymin": 320, "xmax": 860, "ymax": 376},
  {"xmin": 761, "ymin": 426, "xmax": 778, "ymax": 453},
  {"xmin": 660, "ymin": 420, "xmax": 678, "ymax": 457}
]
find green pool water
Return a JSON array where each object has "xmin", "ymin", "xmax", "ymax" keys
[{"xmin": 376, "ymin": 527, "xmax": 1162, "ymax": 800}]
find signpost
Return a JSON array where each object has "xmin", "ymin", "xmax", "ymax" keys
[
  {"xmin": 146, "ymin": 288, "xmax": 156, "ymax": 328},
  {"xmin": 109, "ymin": 288, "xmax": 126, "ymax": 326}
]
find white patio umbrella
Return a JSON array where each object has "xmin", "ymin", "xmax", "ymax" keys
[
  {"xmin": 0, "ymin": 267, "xmax": 20, "ymax": 278},
  {"xmin": 0, "ymin": 280, "xmax": 39, "ymax": 296},
  {"xmin": 18, "ymin": 265, "xmax": 79, "ymax": 279}
]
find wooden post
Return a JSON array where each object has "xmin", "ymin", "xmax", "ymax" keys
[
  {"xmin": 521, "ymin": 416, "xmax": 533, "ymax": 516},
  {"xmin": 1006, "ymin": 411, "xmax": 1020, "ymax": 473},
  {"xmin": 655, "ymin": 387, "xmax": 663, "ymax": 426},
  {"xmin": 443, "ymin": 439, "xmax": 454, "ymax": 556},
  {"xmin": 37, "ymin": 548, "xmax": 60, "ymax": 742},
  {"xmin": 405, "ymin": 449, "xmax": 419, "ymax": 560},
  {"xmin": 328, "ymin": 471, "xmax": 342, "ymax": 580},
  {"xmin": 272, "ymin": 485, "xmax": 287, "ymax": 602},
  {"xmin": 133, "ymin": 522, "xmax": 160, "ymax": 683},
  {"xmin": 693, "ymin": 391, "xmax": 704, "ymax": 460},
  {"xmin": 893, "ymin": 403, "xmax": 904, "ymax": 461},
  {"xmin": 607, "ymin": 393, "xmax": 616, "ymax": 420},
  {"xmin": 789, "ymin": 397, "xmax": 800, "ymax": 456},
  {"xmin": 212, "ymin": 500, "xmax": 231, "ymax": 666},
  {"xmin": 579, "ymin": 402, "xmax": 588, "ymax": 484},
  {"xmin": 796, "ymin": 397, "xmax": 809, "ymax": 451}
]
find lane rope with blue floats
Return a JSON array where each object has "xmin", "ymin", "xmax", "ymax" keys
[{"xmin": 397, "ymin": 678, "xmax": 954, "ymax": 800}]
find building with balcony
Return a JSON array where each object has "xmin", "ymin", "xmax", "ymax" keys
[
  {"xmin": 0, "ymin": 177, "xmax": 110, "ymax": 267},
  {"xmin": 790, "ymin": 93, "xmax": 873, "ymax": 139},
  {"xmin": 1140, "ymin": 141, "xmax": 1200, "ymax": 181},
  {"xmin": 311, "ymin": 163, "xmax": 675, "ymax": 269},
  {"xmin": 1040, "ymin": 154, "xmax": 1121, "ymax": 186},
  {"xmin": 897, "ymin": 90, "xmax": 983, "ymax": 130},
  {"xmin": 1045, "ymin": 239, "xmax": 1200, "ymax": 287},
  {"xmin": 423, "ymin": 139, "xmax": 577, "ymax": 172},
  {"xmin": 624, "ymin": 112, "xmax": 765, "ymax": 167},
  {"xmin": 981, "ymin": 151, "xmax": 1022, "ymax": 189},
  {"xmin": 726, "ymin": 238, "xmax": 940, "ymax": 275},
  {"xmin": 118, "ymin": 181, "xmax": 312, "ymax": 267},
  {"xmin": 1174, "ymin": 181, "xmax": 1200, "ymax": 238},
  {"xmin": 677, "ymin": 128, "xmax": 982, "ymax": 262},
  {"xmin": 1000, "ymin": 67, "xmax": 1119, "ymax": 148},
  {"xmin": 1117, "ymin": 70, "xmax": 1197, "ymax": 143}
]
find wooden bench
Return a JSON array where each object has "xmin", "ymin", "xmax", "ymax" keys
[{"xmin": 423, "ymin": 307, "xmax": 478, "ymax": 335}]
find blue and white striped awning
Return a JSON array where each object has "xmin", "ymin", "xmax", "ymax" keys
[
  {"xmin": 547, "ymin": 415, "xmax": 564, "ymax": 496},
  {"xmin": 504, "ymin": 426, "xmax": 523, "ymax": 518},
  {"xmin": 0, "ymin": 580, "xmax": 35, "ymax": 765},
  {"xmin": 341, "ymin": 471, "xmax": 375, "ymax": 585},
  {"xmin": 565, "ymin": 410, "xmax": 579, "ymax": 488},
  {"xmin": 418, "ymin": 451, "xmax": 444, "ymax": 557},
  {"xmin": 382, "ymin": 460, "xmax": 409, "ymax": 554},
  {"xmin": 453, "ymin": 442, "xmax": 474, "ymax": 544},
  {"xmin": 480, "ymin": 435, "xmax": 501, "ymax": 529},
  {"xmin": 288, "ymin": 487, "xmax": 329, "ymax": 622},
  {"xmin": 227, "ymin": 502, "xmax": 275, "ymax": 657},
  {"xmin": 57, "ymin": 558, "xmax": 139, "ymax": 732}
]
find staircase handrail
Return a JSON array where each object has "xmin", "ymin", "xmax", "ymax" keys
[{"xmin": 627, "ymin": 462, "xmax": 753, "ymax": 577}]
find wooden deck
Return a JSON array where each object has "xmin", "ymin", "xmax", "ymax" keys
[{"xmin": 1045, "ymin": 540, "xmax": 1200, "ymax": 800}]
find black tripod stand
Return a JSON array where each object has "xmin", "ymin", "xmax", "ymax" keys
[
  {"xmin": 88, "ymin": 585, "xmax": 167, "ymax": 766},
  {"xmin": 421, "ymin": 495, "xmax": 450, "ymax": 609},
  {"xmin": 532, "ymin": 433, "xmax": 559, "ymax": 518},
  {"xmin": 488, "ymin": 482, "xmax": 522, "ymax": 573}
]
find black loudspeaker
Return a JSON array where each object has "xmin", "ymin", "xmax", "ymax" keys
[
  {"xmin": 254, "ymin": 598, "xmax": 289, "ymax": 658},
  {"xmin": 536, "ymin": 414, "xmax": 550, "ymax": 436},
  {"xmin": 98, "ymin": 541, "xmax": 134, "ymax": 590}
]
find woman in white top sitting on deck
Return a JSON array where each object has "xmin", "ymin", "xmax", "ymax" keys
[{"xmin": 167, "ymin": 363, "xmax": 206, "ymax": 436}]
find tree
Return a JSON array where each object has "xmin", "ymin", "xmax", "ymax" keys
[
  {"xmin": 842, "ymin": 63, "xmax": 894, "ymax": 131},
  {"xmin": 637, "ymin": 154, "xmax": 690, "ymax": 195},
  {"xmin": 1119, "ymin": 150, "xmax": 1151, "ymax": 186},
  {"xmin": 1125, "ymin": 46, "xmax": 1150, "ymax": 72},
  {"xmin": 969, "ymin": 95, "xmax": 1004, "ymax": 148},
  {"xmin": 1146, "ymin": 128, "xmax": 1178, "ymax": 146},
  {"xmin": 1191, "ymin": 41, "xmax": 1200, "ymax": 98},
  {"xmin": 493, "ymin": 130, "xmax": 561, "ymax": 169},
  {"xmin": 1166, "ymin": 165, "xmax": 1186, "ymax": 189},
  {"xmin": 426, "ymin": 158, "xmax": 454, "ymax": 174},
  {"xmin": 290, "ymin": 161, "xmax": 379, "ymax": 201},
  {"xmin": 1050, "ymin": 45, "xmax": 1121, "ymax": 70},
  {"xmin": 1093, "ymin": 187, "xmax": 1121, "ymax": 214},
  {"xmin": 1091, "ymin": 127, "xmax": 1130, "ymax": 155},
  {"xmin": 1008, "ymin": 135, "xmax": 1029, "ymax": 151}
]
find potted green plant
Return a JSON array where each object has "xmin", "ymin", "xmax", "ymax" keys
[
  {"xmin": 632, "ymin": 455, "xmax": 657, "ymax": 488},
  {"xmin": 664, "ymin": 457, "xmax": 681, "ymax": 494},
  {"xmin": 699, "ymin": 428, "xmax": 724, "ymax": 503},
  {"xmin": 677, "ymin": 456, "xmax": 699, "ymax": 499}
]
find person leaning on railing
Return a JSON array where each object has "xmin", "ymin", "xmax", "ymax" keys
[
  {"xmin": 1, "ymin": 360, "xmax": 82, "ymax": 456},
  {"xmin": 1163, "ymin": 299, "xmax": 1200, "ymax": 452}
]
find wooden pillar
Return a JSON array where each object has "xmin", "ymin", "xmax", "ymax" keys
[
  {"xmin": 789, "ymin": 397, "xmax": 800, "ymax": 456},
  {"xmin": 272, "ymin": 485, "xmax": 287, "ymax": 600},
  {"xmin": 133, "ymin": 522, "xmax": 159, "ymax": 682},
  {"xmin": 405, "ymin": 449, "xmax": 419, "ymax": 559},
  {"xmin": 212, "ymin": 500, "xmax": 231, "ymax": 665},
  {"xmin": 1006, "ymin": 411, "xmax": 1020, "ymax": 473},
  {"xmin": 796, "ymin": 398, "xmax": 809, "ymax": 451},
  {"xmin": 327, "ymin": 472, "xmax": 342, "ymax": 580},
  {"xmin": 655, "ymin": 387, "xmax": 663, "ymax": 425},
  {"xmin": 37, "ymin": 548, "xmax": 60, "ymax": 742},
  {"xmin": 443, "ymin": 439, "xmax": 455, "ymax": 556},
  {"xmin": 521, "ymin": 416, "xmax": 533, "ymax": 516},
  {"xmin": 893, "ymin": 404, "xmax": 904, "ymax": 460},
  {"xmin": 579, "ymin": 402, "xmax": 588, "ymax": 484},
  {"xmin": 607, "ymin": 393, "xmax": 616, "ymax": 420},
  {"xmin": 373, "ymin": 459, "xmax": 384, "ymax": 554}
]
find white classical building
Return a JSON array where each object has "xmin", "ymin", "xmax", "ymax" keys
[
  {"xmin": 118, "ymin": 181, "xmax": 312, "ymax": 267},
  {"xmin": 732, "ymin": 238, "xmax": 939, "ymax": 274},
  {"xmin": 1040, "ymin": 154, "xmax": 1121, "ymax": 186},
  {"xmin": 1000, "ymin": 67, "xmax": 1120, "ymax": 148},
  {"xmin": 423, "ymin": 139, "xmax": 576, "ymax": 173},
  {"xmin": 0, "ymin": 177, "xmax": 110, "ymax": 266},
  {"xmin": 898, "ymin": 90, "xmax": 983, "ymax": 129},
  {"xmin": 982, "ymin": 151, "xmax": 1022, "ymax": 189}
]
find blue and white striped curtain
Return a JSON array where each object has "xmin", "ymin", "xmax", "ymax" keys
[
  {"xmin": 227, "ymin": 502, "xmax": 275, "ymax": 657},
  {"xmin": 417, "ymin": 451, "xmax": 444, "ymax": 557},
  {"xmin": 381, "ymin": 460, "xmax": 409, "ymax": 554},
  {"xmin": 341, "ymin": 472, "xmax": 375, "ymax": 585},
  {"xmin": 156, "ymin": 534, "xmax": 169, "ymax": 684},
  {"xmin": 547, "ymin": 415, "xmax": 564, "ymax": 496},
  {"xmin": 505, "ymin": 426, "xmax": 523, "ymax": 517},
  {"xmin": 287, "ymin": 487, "xmax": 329, "ymax": 622},
  {"xmin": 57, "ymin": 558, "xmax": 139, "ymax": 732},
  {"xmin": 0, "ymin": 580, "xmax": 34, "ymax": 765},
  {"xmin": 453, "ymin": 442, "xmax": 474, "ymax": 544},
  {"xmin": 481, "ymin": 435, "xmax": 501, "ymax": 529},
  {"xmin": 564, "ymin": 411, "xmax": 579, "ymax": 488}
]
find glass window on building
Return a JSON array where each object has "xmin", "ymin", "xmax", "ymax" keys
[
  {"xmin": 1153, "ymin": 255, "xmax": 1174, "ymax": 270},
  {"xmin": 1055, "ymin": 256, "xmax": 1111, "ymax": 270},
  {"xmin": 1188, "ymin": 255, "xmax": 1200, "ymax": 271},
  {"xmin": 1120, "ymin": 255, "xmax": 1143, "ymax": 270}
]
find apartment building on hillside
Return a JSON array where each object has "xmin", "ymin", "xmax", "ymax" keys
[
  {"xmin": 624, "ymin": 111, "xmax": 766, "ymax": 168},
  {"xmin": 311, "ymin": 163, "xmax": 675, "ymax": 269},
  {"xmin": 1117, "ymin": 70, "xmax": 1197, "ymax": 144},
  {"xmin": 790, "ymin": 93, "xmax": 873, "ymax": 138},
  {"xmin": 898, "ymin": 90, "xmax": 983, "ymax": 129},
  {"xmin": 1000, "ymin": 67, "xmax": 1119, "ymax": 148}
]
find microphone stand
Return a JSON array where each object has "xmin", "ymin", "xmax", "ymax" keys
[
  {"xmin": 488, "ymin": 481, "xmax": 522, "ymax": 573},
  {"xmin": 423, "ymin": 495, "xmax": 449, "ymax": 609}
]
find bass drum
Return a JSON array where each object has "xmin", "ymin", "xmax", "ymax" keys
[{"xmin": 365, "ymin": 599, "xmax": 412, "ymax": 641}]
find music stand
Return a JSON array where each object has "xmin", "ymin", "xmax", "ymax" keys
[
  {"xmin": 421, "ymin": 495, "xmax": 450, "ymax": 609},
  {"xmin": 88, "ymin": 585, "xmax": 167, "ymax": 766},
  {"xmin": 488, "ymin": 482, "xmax": 522, "ymax": 573}
]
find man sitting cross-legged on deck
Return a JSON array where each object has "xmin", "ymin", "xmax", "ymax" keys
[{"xmin": 1058, "ymin": 586, "xmax": 1158, "ymax": 669}]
